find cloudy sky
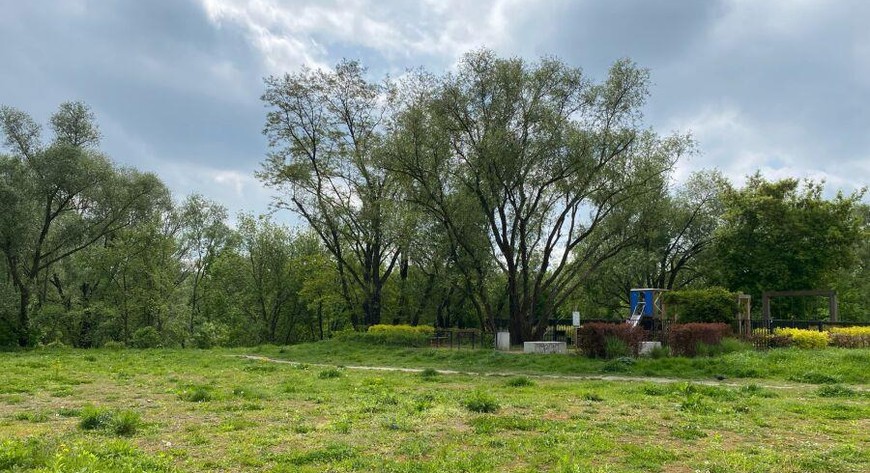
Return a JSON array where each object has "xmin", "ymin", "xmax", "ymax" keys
[{"xmin": 2, "ymin": 0, "xmax": 868, "ymax": 219}]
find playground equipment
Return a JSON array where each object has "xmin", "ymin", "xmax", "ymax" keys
[{"xmin": 628, "ymin": 288, "xmax": 668, "ymax": 329}]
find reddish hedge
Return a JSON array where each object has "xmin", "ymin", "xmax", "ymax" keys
[
  {"xmin": 575, "ymin": 323, "xmax": 646, "ymax": 358},
  {"xmin": 668, "ymin": 323, "xmax": 731, "ymax": 356}
]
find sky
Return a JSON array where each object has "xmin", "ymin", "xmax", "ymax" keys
[{"xmin": 1, "ymin": 0, "xmax": 868, "ymax": 220}]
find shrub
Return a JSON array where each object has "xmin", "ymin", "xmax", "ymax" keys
[
  {"xmin": 178, "ymin": 385, "xmax": 213, "ymax": 402},
  {"xmin": 111, "ymin": 410, "xmax": 141, "ymax": 436},
  {"xmin": 130, "ymin": 327, "xmax": 161, "ymax": 349},
  {"xmin": 101, "ymin": 340, "xmax": 126, "ymax": 350},
  {"xmin": 773, "ymin": 328, "xmax": 828, "ymax": 349},
  {"xmin": 420, "ymin": 368, "xmax": 439, "ymax": 380},
  {"xmin": 79, "ymin": 406, "xmax": 113, "ymax": 431},
  {"xmin": 576, "ymin": 323, "xmax": 645, "ymax": 358},
  {"xmin": 335, "ymin": 324, "xmax": 436, "ymax": 347},
  {"xmin": 505, "ymin": 376, "xmax": 534, "ymax": 387},
  {"xmin": 464, "ymin": 391, "xmax": 500, "ymax": 413},
  {"xmin": 829, "ymin": 326, "xmax": 870, "ymax": 348},
  {"xmin": 668, "ymin": 323, "xmax": 731, "ymax": 357},
  {"xmin": 664, "ymin": 287, "xmax": 737, "ymax": 324},
  {"xmin": 318, "ymin": 368, "xmax": 342, "ymax": 379},
  {"xmin": 816, "ymin": 384, "xmax": 856, "ymax": 398},
  {"xmin": 604, "ymin": 336, "xmax": 631, "ymax": 358}
]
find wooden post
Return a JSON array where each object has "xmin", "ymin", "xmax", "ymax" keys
[{"xmin": 829, "ymin": 293, "xmax": 839, "ymax": 322}]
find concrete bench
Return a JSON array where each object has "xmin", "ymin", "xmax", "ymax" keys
[{"xmin": 523, "ymin": 341, "xmax": 567, "ymax": 354}]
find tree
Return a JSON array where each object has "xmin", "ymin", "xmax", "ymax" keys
[
  {"xmin": 389, "ymin": 51, "xmax": 689, "ymax": 341},
  {"xmin": 177, "ymin": 194, "xmax": 233, "ymax": 341},
  {"xmin": 715, "ymin": 174, "xmax": 865, "ymax": 318},
  {"xmin": 0, "ymin": 102, "xmax": 167, "ymax": 346},
  {"xmin": 581, "ymin": 170, "xmax": 726, "ymax": 315},
  {"xmin": 259, "ymin": 60, "xmax": 408, "ymax": 327}
]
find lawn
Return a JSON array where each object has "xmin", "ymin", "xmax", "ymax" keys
[{"xmin": 1, "ymin": 346, "xmax": 868, "ymax": 472}]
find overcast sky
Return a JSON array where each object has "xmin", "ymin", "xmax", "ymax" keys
[{"xmin": 2, "ymin": 0, "xmax": 868, "ymax": 219}]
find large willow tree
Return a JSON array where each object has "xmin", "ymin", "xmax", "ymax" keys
[
  {"xmin": 0, "ymin": 102, "xmax": 167, "ymax": 346},
  {"xmin": 259, "ymin": 61, "xmax": 407, "ymax": 327},
  {"xmin": 389, "ymin": 51, "xmax": 691, "ymax": 341}
]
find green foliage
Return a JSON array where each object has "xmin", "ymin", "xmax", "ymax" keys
[
  {"xmin": 463, "ymin": 390, "xmax": 500, "ymax": 413},
  {"xmin": 177, "ymin": 385, "xmax": 213, "ymax": 402},
  {"xmin": 131, "ymin": 327, "xmax": 161, "ymax": 349},
  {"xmin": 716, "ymin": 175, "xmax": 865, "ymax": 319},
  {"xmin": 505, "ymin": 376, "xmax": 535, "ymax": 387},
  {"xmin": 664, "ymin": 287, "xmax": 737, "ymax": 324},
  {"xmin": 604, "ymin": 336, "xmax": 631, "ymax": 359},
  {"xmin": 111, "ymin": 410, "xmax": 142, "ymax": 437},
  {"xmin": 318, "ymin": 368, "xmax": 342, "ymax": 379},
  {"xmin": 102, "ymin": 340, "xmax": 126, "ymax": 350},
  {"xmin": 816, "ymin": 384, "xmax": 857, "ymax": 398},
  {"xmin": 335, "ymin": 325, "xmax": 436, "ymax": 347},
  {"xmin": 420, "ymin": 367, "xmax": 439, "ymax": 380},
  {"xmin": 79, "ymin": 405, "xmax": 113, "ymax": 430}
]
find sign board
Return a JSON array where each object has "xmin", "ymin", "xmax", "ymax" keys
[{"xmin": 572, "ymin": 311, "xmax": 580, "ymax": 327}]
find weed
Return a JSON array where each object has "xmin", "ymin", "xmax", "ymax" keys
[
  {"xmin": 581, "ymin": 392, "xmax": 604, "ymax": 402},
  {"xmin": 14, "ymin": 410, "xmax": 49, "ymax": 423},
  {"xmin": 788, "ymin": 371, "xmax": 841, "ymax": 384},
  {"xmin": 111, "ymin": 410, "xmax": 141, "ymax": 436},
  {"xmin": 505, "ymin": 376, "xmax": 535, "ymax": 387},
  {"xmin": 79, "ymin": 405, "xmax": 113, "ymax": 430},
  {"xmin": 178, "ymin": 385, "xmax": 213, "ymax": 402},
  {"xmin": 464, "ymin": 391, "xmax": 500, "ymax": 413},
  {"xmin": 420, "ymin": 367, "xmax": 439, "ymax": 380},
  {"xmin": 816, "ymin": 384, "xmax": 857, "ymax": 398},
  {"xmin": 318, "ymin": 368, "xmax": 342, "ymax": 379}
]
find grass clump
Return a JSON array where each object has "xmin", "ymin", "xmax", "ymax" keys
[
  {"xmin": 420, "ymin": 367, "xmax": 439, "ymax": 380},
  {"xmin": 505, "ymin": 376, "xmax": 534, "ymax": 387},
  {"xmin": 78, "ymin": 406, "xmax": 140, "ymax": 436},
  {"xmin": 788, "ymin": 371, "xmax": 841, "ymax": 385},
  {"xmin": 464, "ymin": 391, "xmax": 500, "ymax": 413},
  {"xmin": 178, "ymin": 385, "xmax": 214, "ymax": 402},
  {"xmin": 111, "ymin": 410, "xmax": 141, "ymax": 436},
  {"xmin": 816, "ymin": 384, "xmax": 857, "ymax": 398},
  {"xmin": 79, "ymin": 405, "xmax": 114, "ymax": 430},
  {"xmin": 318, "ymin": 368, "xmax": 343, "ymax": 379}
]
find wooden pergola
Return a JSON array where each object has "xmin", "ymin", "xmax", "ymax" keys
[{"xmin": 761, "ymin": 290, "xmax": 839, "ymax": 325}]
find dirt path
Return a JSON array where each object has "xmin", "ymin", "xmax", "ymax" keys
[{"xmin": 237, "ymin": 354, "xmax": 833, "ymax": 391}]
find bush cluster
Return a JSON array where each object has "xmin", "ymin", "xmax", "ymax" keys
[
  {"xmin": 663, "ymin": 287, "xmax": 737, "ymax": 324},
  {"xmin": 668, "ymin": 323, "xmax": 731, "ymax": 357},
  {"xmin": 575, "ymin": 323, "xmax": 645, "ymax": 358},
  {"xmin": 78, "ymin": 406, "xmax": 141, "ymax": 437},
  {"xmin": 334, "ymin": 324, "xmax": 436, "ymax": 347},
  {"xmin": 829, "ymin": 326, "xmax": 870, "ymax": 348},
  {"xmin": 773, "ymin": 328, "xmax": 829, "ymax": 349}
]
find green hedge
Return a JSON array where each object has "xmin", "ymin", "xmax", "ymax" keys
[
  {"xmin": 335, "ymin": 324, "xmax": 435, "ymax": 347},
  {"xmin": 664, "ymin": 287, "xmax": 737, "ymax": 324}
]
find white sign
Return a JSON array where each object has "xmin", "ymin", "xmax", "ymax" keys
[{"xmin": 572, "ymin": 311, "xmax": 580, "ymax": 326}]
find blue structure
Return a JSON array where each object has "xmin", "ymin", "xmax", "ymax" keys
[{"xmin": 628, "ymin": 288, "xmax": 667, "ymax": 328}]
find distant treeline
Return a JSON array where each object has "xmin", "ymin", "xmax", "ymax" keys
[{"xmin": 1, "ymin": 50, "xmax": 867, "ymax": 347}]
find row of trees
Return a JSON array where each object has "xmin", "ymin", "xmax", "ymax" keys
[{"xmin": 1, "ymin": 50, "xmax": 867, "ymax": 347}]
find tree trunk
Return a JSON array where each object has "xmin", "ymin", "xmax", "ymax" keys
[{"xmin": 18, "ymin": 287, "xmax": 30, "ymax": 347}]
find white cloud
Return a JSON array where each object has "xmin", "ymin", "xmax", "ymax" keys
[{"xmin": 197, "ymin": 0, "xmax": 528, "ymax": 72}]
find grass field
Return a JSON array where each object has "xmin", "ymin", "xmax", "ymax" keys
[{"xmin": 1, "ymin": 345, "xmax": 868, "ymax": 472}]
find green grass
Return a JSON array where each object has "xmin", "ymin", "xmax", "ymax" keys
[
  {"xmin": 257, "ymin": 339, "xmax": 870, "ymax": 384},
  {"xmin": 0, "ymin": 346, "xmax": 867, "ymax": 472}
]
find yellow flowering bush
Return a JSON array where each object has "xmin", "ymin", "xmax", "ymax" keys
[
  {"xmin": 829, "ymin": 326, "xmax": 870, "ymax": 336},
  {"xmin": 773, "ymin": 328, "xmax": 829, "ymax": 349},
  {"xmin": 829, "ymin": 326, "xmax": 870, "ymax": 348}
]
